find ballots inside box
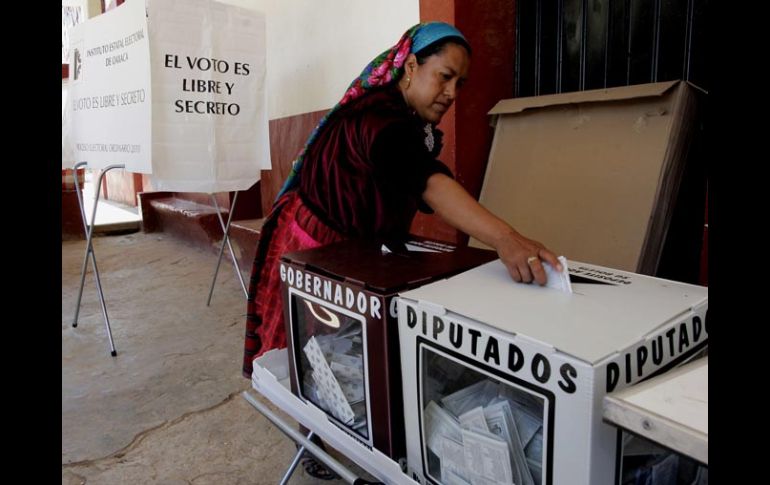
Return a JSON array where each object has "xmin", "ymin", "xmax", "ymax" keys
[{"xmin": 281, "ymin": 239, "xmax": 497, "ymax": 459}]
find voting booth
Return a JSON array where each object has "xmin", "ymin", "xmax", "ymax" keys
[
  {"xmin": 63, "ymin": 0, "xmax": 272, "ymax": 350},
  {"xmin": 471, "ymin": 81, "xmax": 701, "ymax": 277},
  {"xmin": 279, "ymin": 240, "xmax": 496, "ymax": 460},
  {"xmin": 397, "ymin": 260, "xmax": 708, "ymax": 485},
  {"xmin": 65, "ymin": 0, "xmax": 271, "ymax": 189}
]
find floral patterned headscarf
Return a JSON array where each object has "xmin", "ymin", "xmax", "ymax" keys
[{"xmin": 276, "ymin": 22, "xmax": 467, "ymax": 200}]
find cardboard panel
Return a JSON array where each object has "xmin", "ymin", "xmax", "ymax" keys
[{"xmin": 473, "ymin": 81, "xmax": 699, "ymax": 274}]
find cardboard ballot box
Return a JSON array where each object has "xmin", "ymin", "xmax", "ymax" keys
[
  {"xmin": 279, "ymin": 239, "xmax": 496, "ymax": 460},
  {"xmin": 397, "ymin": 260, "xmax": 708, "ymax": 485}
]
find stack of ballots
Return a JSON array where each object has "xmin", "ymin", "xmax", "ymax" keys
[
  {"xmin": 424, "ymin": 377, "xmax": 543, "ymax": 485},
  {"xmin": 302, "ymin": 321, "xmax": 367, "ymax": 430}
]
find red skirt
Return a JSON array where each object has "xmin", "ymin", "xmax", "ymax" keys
[{"xmin": 243, "ymin": 192, "xmax": 345, "ymax": 377}]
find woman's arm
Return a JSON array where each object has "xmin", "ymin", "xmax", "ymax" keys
[{"xmin": 423, "ymin": 173, "xmax": 562, "ymax": 285}]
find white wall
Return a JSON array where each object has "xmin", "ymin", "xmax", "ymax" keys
[{"xmin": 217, "ymin": 0, "xmax": 419, "ymax": 119}]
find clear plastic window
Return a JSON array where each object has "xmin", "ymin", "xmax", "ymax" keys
[
  {"xmin": 421, "ymin": 346, "xmax": 547, "ymax": 485},
  {"xmin": 619, "ymin": 352, "xmax": 708, "ymax": 485},
  {"xmin": 620, "ymin": 432, "xmax": 707, "ymax": 484},
  {"xmin": 291, "ymin": 291, "xmax": 369, "ymax": 440}
]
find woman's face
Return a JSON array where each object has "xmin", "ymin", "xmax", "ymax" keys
[{"xmin": 403, "ymin": 43, "xmax": 470, "ymax": 124}]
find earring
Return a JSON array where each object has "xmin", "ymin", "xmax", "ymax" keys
[{"xmin": 406, "ymin": 76, "xmax": 411, "ymax": 88}]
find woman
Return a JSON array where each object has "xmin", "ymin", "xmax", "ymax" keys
[
  {"xmin": 244, "ymin": 21, "xmax": 562, "ymax": 375},
  {"xmin": 243, "ymin": 22, "xmax": 561, "ymax": 478}
]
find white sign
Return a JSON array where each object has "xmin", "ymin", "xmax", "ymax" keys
[
  {"xmin": 66, "ymin": 0, "xmax": 151, "ymax": 172},
  {"xmin": 147, "ymin": 0, "xmax": 271, "ymax": 193}
]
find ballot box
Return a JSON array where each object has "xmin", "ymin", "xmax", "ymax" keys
[
  {"xmin": 280, "ymin": 239, "xmax": 496, "ymax": 460},
  {"xmin": 397, "ymin": 260, "xmax": 708, "ymax": 485}
]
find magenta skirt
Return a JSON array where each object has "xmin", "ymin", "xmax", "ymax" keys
[{"xmin": 243, "ymin": 192, "xmax": 345, "ymax": 377}]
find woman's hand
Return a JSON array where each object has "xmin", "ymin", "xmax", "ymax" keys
[
  {"xmin": 423, "ymin": 173, "xmax": 562, "ymax": 285},
  {"xmin": 491, "ymin": 228, "xmax": 562, "ymax": 285}
]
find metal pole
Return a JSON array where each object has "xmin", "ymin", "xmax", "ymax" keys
[
  {"xmin": 207, "ymin": 192, "xmax": 248, "ymax": 304},
  {"xmin": 71, "ymin": 163, "xmax": 124, "ymax": 356},
  {"xmin": 206, "ymin": 213, "xmax": 229, "ymax": 306},
  {"xmin": 72, "ymin": 165, "xmax": 112, "ymax": 334},
  {"xmin": 242, "ymin": 391, "xmax": 359, "ymax": 484},
  {"xmin": 278, "ymin": 431, "xmax": 314, "ymax": 485},
  {"xmin": 71, "ymin": 161, "xmax": 89, "ymax": 328},
  {"xmin": 214, "ymin": 192, "xmax": 247, "ymax": 296}
]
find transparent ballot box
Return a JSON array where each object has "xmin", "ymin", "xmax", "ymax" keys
[
  {"xmin": 281, "ymin": 239, "xmax": 496, "ymax": 458},
  {"xmin": 420, "ymin": 346, "xmax": 550, "ymax": 485},
  {"xmin": 398, "ymin": 260, "xmax": 708, "ymax": 485},
  {"xmin": 290, "ymin": 292, "xmax": 371, "ymax": 441}
]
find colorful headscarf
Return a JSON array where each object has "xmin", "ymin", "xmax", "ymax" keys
[{"xmin": 275, "ymin": 22, "xmax": 468, "ymax": 200}]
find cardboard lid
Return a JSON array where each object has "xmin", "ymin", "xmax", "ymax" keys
[
  {"xmin": 281, "ymin": 240, "xmax": 497, "ymax": 293},
  {"xmin": 488, "ymin": 80, "xmax": 680, "ymax": 115},
  {"xmin": 400, "ymin": 260, "xmax": 707, "ymax": 364},
  {"xmin": 474, "ymin": 79, "xmax": 699, "ymax": 274}
]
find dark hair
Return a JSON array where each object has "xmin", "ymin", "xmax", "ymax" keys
[{"xmin": 414, "ymin": 36, "xmax": 472, "ymax": 65}]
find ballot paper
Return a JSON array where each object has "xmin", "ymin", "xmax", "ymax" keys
[
  {"xmin": 337, "ymin": 375, "xmax": 365, "ymax": 403},
  {"xmin": 497, "ymin": 386, "xmax": 545, "ymax": 423},
  {"xmin": 440, "ymin": 435, "xmax": 471, "ymax": 484},
  {"xmin": 303, "ymin": 337, "xmax": 356, "ymax": 424},
  {"xmin": 483, "ymin": 400, "xmax": 535, "ymax": 485},
  {"xmin": 425, "ymin": 401, "xmax": 463, "ymax": 458},
  {"xmin": 461, "ymin": 428, "xmax": 514, "ymax": 485},
  {"xmin": 459, "ymin": 406, "xmax": 490, "ymax": 432},
  {"xmin": 330, "ymin": 360, "xmax": 364, "ymax": 381},
  {"xmin": 542, "ymin": 256, "xmax": 572, "ymax": 293},
  {"xmin": 313, "ymin": 369, "xmax": 335, "ymax": 412},
  {"xmin": 330, "ymin": 352, "xmax": 363, "ymax": 370},
  {"xmin": 444, "ymin": 468, "xmax": 473, "ymax": 485},
  {"xmin": 380, "ymin": 239, "xmax": 451, "ymax": 254},
  {"xmin": 442, "ymin": 380, "xmax": 499, "ymax": 417},
  {"xmin": 381, "ymin": 243, "xmax": 437, "ymax": 254},
  {"xmin": 487, "ymin": 397, "xmax": 542, "ymax": 450}
]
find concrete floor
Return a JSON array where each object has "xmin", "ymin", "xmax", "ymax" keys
[{"xmin": 62, "ymin": 232, "xmax": 373, "ymax": 484}]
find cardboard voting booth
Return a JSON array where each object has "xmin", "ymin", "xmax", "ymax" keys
[
  {"xmin": 65, "ymin": 0, "xmax": 271, "ymax": 192},
  {"xmin": 397, "ymin": 260, "xmax": 708, "ymax": 485},
  {"xmin": 279, "ymin": 240, "xmax": 496, "ymax": 460},
  {"xmin": 472, "ymin": 81, "xmax": 701, "ymax": 276}
]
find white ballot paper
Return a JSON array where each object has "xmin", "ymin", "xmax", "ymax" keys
[
  {"xmin": 483, "ymin": 400, "xmax": 535, "ymax": 485},
  {"xmin": 444, "ymin": 469, "xmax": 473, "ymax": 485},
  {"xmin": 330, "ymin": 361, "xmax": 363, "ymax": 381},
  {"xmin": 303, "ymin": 337, "xmax": 356, "ymax": 424},
  {"xmin": 543, "ymin": 255, "xmax": 572, "ymax": 293},
  {"xmin": 337, "ymin": 376, "xmax": 365, "ymax": 403},
  {"xmin": 312, "ymin": 369, "xmax": 335, "ymax": 412},
  {"xmin": 461, "ymin": 428, "xmax": 514, "ymax": 485},
  {"xmin": 459, "ymin": 406, "xmax": 491, "ymax": 432},
  {"xmin": 330, "ymin": 353, "xmax": 363, "ymax": 371},
  {"xmin": 486, "ymin": 397, "xmax": 540, "ymax": 449},
  {"xmin": 425, "ymin": 401, "xmax": 463, "ymax": 459},
  {"xmin": 442, "ymin": 380, "xmax": 499, "ymax": 417},
  {"xmin": 441, "ymin": 435, "xmax": 472, "ymax": 484}
]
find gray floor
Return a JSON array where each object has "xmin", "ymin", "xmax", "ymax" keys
[{"xmin": 62, "ymin": 232, "xmax": 373, "ymax": 484}]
